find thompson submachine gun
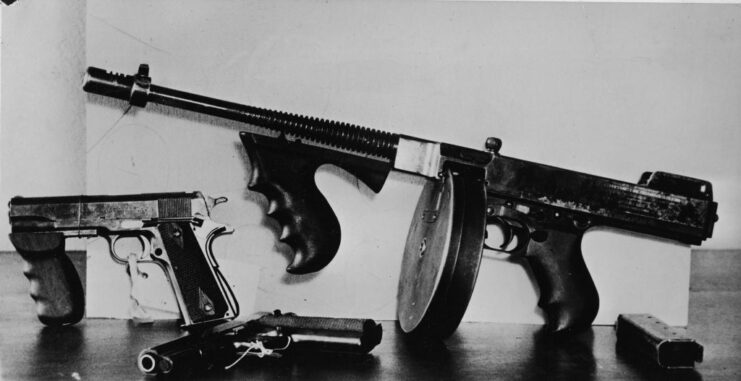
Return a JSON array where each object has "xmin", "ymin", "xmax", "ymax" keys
[
  {"xmin": 83, "ymin": 64, "xmax": 718, "ymax": 337},
  {"xmin": 8, "ymin": 191, "xmax": 238, "ymax": 328}
]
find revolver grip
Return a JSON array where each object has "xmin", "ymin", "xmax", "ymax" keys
[
  {"xmin": 524, "ymin": 228, "xmax": 599, "ymax": 333},
  {"xmin": 9, "ymin": 232, "xmax": 85, "ymax": 326},
  {"xmin": 240, "ymin": 132, "xmax": 391, "ymax": 274}
]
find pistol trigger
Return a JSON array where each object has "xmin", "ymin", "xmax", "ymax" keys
[{"xmin": 499, "ymin": 226, "xmax": 515, "ymax": 250}]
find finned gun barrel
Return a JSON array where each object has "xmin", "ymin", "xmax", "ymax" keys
[{"xmin": 83, "ymin": 64, "xmax": 399, "ymax": 160}]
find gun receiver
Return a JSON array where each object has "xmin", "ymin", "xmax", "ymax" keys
[
  {"xmin": 83, "ymin": 64, "xmax": 718, "ymax": 334},
  {"xmin": 8, "ymin": 191, "xmax": 238, "ymax": 328}
]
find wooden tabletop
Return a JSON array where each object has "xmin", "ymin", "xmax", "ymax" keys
[{"xmin": 1, "ymin": 250, "xmax": 739, "ymax": 380}]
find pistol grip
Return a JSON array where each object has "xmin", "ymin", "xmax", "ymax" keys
[
  {"xmin": 158, "ymin": 222, "xmax": 232, "ymax": 326},
  {"xmin": 524, "ymin": 228, "xmax": 598, "ymax": 333},
  {"xmin": 240, "ymin": 132, "xmax": 391, "ymax": 274},
  {"xmin": 9, "ymin": 232, "xmax": 85, "ymax": 326}
]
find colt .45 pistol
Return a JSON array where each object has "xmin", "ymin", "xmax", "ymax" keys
[
  {"xmin": 8, "ymin": 191, "xmax": 238, "ymax": 328},
  {"xmin": 138, "ymin": 310, "xmax": 383, "ymax": 377}
]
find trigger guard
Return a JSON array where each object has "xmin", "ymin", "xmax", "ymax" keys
[{"xmin": 109, "ymin": 234, "xmax": 151, "ymax": 265}]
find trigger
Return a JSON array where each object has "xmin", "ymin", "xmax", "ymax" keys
[
  {"xmin": 508, "ymin": 226, "xmax": 530, "ymax": 254},
  {"xmin": 499, "ymin": 227, "xmax": 515, "ymax": 250}
]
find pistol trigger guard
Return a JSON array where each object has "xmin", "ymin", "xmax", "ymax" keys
[
  {"xmin": 108, "ymin": 235, "xmax": 128, "ymax": 265},
  {"xmin": 109, "ymin": 234, "xmax": 153, "ymax": 265}
]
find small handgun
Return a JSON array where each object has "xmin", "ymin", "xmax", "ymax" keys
[
  {"xmin": 137, "ymin": 310, "xmax": 383, "ymax": 377},
  {"xmin": 8, "ymin": 191, "xmax": 238, "ymax": 328}
]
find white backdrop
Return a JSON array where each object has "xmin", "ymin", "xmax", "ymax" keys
[{"xmin": 3, "ymin": 1, "xmax": 740, "ymax": 327}]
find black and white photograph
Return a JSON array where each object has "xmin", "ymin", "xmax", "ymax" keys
[{"xmin": 0, "ymin": 0, "xmax": 739, "ymax": 379}]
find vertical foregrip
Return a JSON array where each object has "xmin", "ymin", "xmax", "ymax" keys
[
  {"xmin": 524, "ymin": 228, "xmax": 599, "ymax": 333},
  {"xmin": 242, "ymin": 133, "xmax": 343, "ymax": 274},
  {"xmin": 9, "ymin": 232, "xmax": 85, "ymax": 326}
]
